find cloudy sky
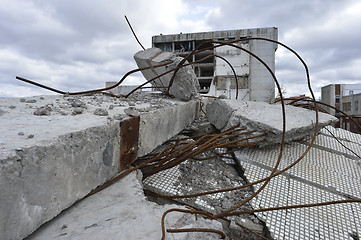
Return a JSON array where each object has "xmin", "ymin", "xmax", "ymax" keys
[{"xmin": 1, "ymin": 0, "xmax": 360, "ymax": 99}]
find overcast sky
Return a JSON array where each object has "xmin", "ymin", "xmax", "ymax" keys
[{"xmin": 1, "ymin": 0, "xmax": 360, "ymax": 99}]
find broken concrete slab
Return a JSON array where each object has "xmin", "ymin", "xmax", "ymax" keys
[
  {"xmin": 26, "ymin": 170, "xmax": 224, "ymax": 240},
  {"xmin": 134, "ymin": 47, "xmax": 200, "ymax": 101},
  {"xmin": 206, "ymin": 99, "xmax": 338, "ymax": 145},
  {"xmin": 0, "ymin": 93, "xmax": 199, "ymax": 240}
]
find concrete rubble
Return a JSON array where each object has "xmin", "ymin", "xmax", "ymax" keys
[
  {"xmin": 206, "ymin": 99, "xmax": 338, "ymax": 146},
  {"xmin": 134, "ymin": 48, "xmax": 200, "ymax": 101},
  {"xmin": 1, "ymin": 90, "xmax": 345, "ymax": 239},
  {"xmin": 0, "ymin": 93, "xmax": 198, "ymax": 240},
  {"xmin": 142, "ymin": 118, "xmax": 271, "ymax": 239}
]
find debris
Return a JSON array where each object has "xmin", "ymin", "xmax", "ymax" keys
[
  {"xmin": 72, "ymin": 107, "xmax": 84, "ymax": 115},
  {"xmin": 27, "ymin": 134, "xmax": 34, "ymax": 138},
  {"xmin": 93, "ymin": 108, "xmax": 108, "ymax": 116},
  {"xmin": 18, "ymin": 132, "xmax": 24, "ymax": 136},
  {"xmin": 113, "ymin": 114, "xmax": 124, "ymax": 121},
  {"xmin": 71, "ymin": 100, "xmax": 85, "ymax": 108},
  {"xmin": 124, "ymin": 107, "xmax": 139, "ymax": 116},
  {"xmin": 34, "ymin": 106, "xmax": 52, "ymax": 116},
  {"xmin": 134, "ymin": 47, "xmax": 200, "ymax": 101}
]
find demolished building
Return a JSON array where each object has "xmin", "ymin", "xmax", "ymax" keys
[
  {"xmin": 152, "ymin": 28, "xmax": 278, "ymax": 102},
  {"xmin": 2, "ymin": 27, "xmax": 361, "ymax": 239},
  {"xmin": 321, "ymin": 84, "xmax": 361, "ymax": 133}
]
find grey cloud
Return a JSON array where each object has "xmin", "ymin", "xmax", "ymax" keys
[{"xmin": 1, "ymin": 0, "xmax": 360, "ymax": 98}]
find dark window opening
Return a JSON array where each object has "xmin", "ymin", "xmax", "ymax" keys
[
  {"xmin": 195, "ymin": 40, "xmax": 213, "ymax": 51},
  {"xmin": 200, "ymin": 67, "xmax": 214, "ymax": 77},
  {"xmin": 195, "ymin": 54, "xmax": 214, "ymax": 63},
  {"xmin": 174, "ymin": 41, "xmax": 192, "ymax": 52}
]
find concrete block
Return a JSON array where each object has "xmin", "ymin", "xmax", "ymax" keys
[
  {"xmin": 0, "ymin": 93, "xmax": 199, "ymax": 239},
  {"xmin": 206, "ymin": 99, "xmax": 338, "ymax": 146},
  {"xmin": 138, "ymin": 100, "xmax": 199, "ymax": 156},
  {"xmin": 134, "ymin": 47, "xmax": 200, "ymax": 101},
  {"xmin": 0, "ymin": 124, "xmax": 120, "ymax": 240}
]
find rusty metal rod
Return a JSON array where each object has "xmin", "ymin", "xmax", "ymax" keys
[
  {"xmin": 166, "ymin": 228, "xmax": 226, "ymax": 239},
  {"xmin": 124, "ymin": 15, "xmax": 145, "ymax": 50}
]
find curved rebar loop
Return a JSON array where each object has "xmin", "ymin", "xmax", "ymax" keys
[
  {"xmin": 124, "ymin": 52, "xmax": 238, "ymax": 98},
  {"xmin": 161, "ymin": 208, "xmax": 225, "ymax": 240},
  {"xmin": 149, "ymin": 38, "xmax": 324, "ymax": 220},
  {"xmin": 216, "ymin": 37, "xmax": 320, "ymax": 218},
  {"xmin": 160, "ymin": 39, "xmax": 287, "ymax": 218},
  {"xmin": 16, "ymin": 60, "xmax": 174, "ymax": 96}
]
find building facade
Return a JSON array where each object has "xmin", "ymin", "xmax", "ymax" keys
[
  {"xmin": 321, "ymin": 84, "xmax": 361, "ymax": 132},
  {"xmin": 152, "ymin": 27, "xmax": 278, "ymax": 102}
]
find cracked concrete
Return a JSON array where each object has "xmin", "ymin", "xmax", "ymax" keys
[
  {"xmin": 134, "ymin": 48, "xmax": 200, "ymax": 101},
  {"xmin": 206, "ymin": 99, "xmax": 338, "ymax": 146},
  {"xmin": 0, "ymin": 93, "xmax": 199, "ymax": 240}
]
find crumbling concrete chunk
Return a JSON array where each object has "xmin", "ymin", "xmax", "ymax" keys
[
  {"xmin": 134, "ymin": 47, "xmax": 200, "ymax": 101},
  {"xmin": 33, "ymin": 106, "xmax": 52, "ymax": 116},
  {"xmin": 206, "ymin": 99, "xmax": 338, "ymax": 146},
  {"xmin": 93, "ymin": 108, "xmax": 108, "ymax": 116}
]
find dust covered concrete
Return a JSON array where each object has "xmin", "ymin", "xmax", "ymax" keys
[
  {"xmin": 206, "ymin": 99, "xmax": 338, "ymax": 146},
  {"xmin": 0, "ymin": 92, "xmax": 199, "ymax": 240},
  {"xmin": 25, "ymin": 170, "xmax": 224, "ymax": 240}
]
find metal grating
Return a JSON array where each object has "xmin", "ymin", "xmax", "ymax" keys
[
  {"xmin": 237, "ymin": 127, "xmax": 361, "ymax": 239},
  {"xmin": 142, "ymin": 158, "xmax": 239, "ymax": 212},
  {"xmin": 321, "ymin": 126, "xmax": 361, "ymax": 145},
  {"xmin": 143, "ymin": 164, "xmax": 182, "ymax": 195},
  {"xmin": 312, "ymin": 133, "xmax": 361, "ymax": 157}
]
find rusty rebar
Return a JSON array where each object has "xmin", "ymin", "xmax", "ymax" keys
[{"xmin": 124, "ymin": 15, "xmax": 145, "ymax": 50}]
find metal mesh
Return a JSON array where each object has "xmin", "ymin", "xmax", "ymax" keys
[{"xmin": 239, "ymin": 126, "xmax": 361, "ymax": 239}]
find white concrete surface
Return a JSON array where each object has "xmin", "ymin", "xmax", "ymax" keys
[
  {"xmin": 206, "ymin": 99, "xmax": 338, "ymax": 145},
  {"xmin": 0, "ymin": 93, "xmax": 199, "ymax": 239},
  {"xmin": 26, "ymin": 170, "xmax": 224, "ymax": 240}
]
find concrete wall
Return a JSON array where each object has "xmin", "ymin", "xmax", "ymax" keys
[
  {"xmin": 321, "ymin": 84, "xmax": 335, "ymax": 115},
  {"xmin": 248, "ymin": 28, "xmax": 278, "ymax": 103}
]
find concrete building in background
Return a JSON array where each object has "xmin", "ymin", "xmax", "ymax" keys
[
  {"xmin": 321, "ymin": 84, "xmax": 361, "ymax": 133},
  {"xmin": 152, "ymin": 27, "xmax": 278, "ymax": 102}
]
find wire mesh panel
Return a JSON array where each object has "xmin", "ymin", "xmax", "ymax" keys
[{"xmin": 237, "ymin": 129, "xmax": 361, "ymax": 239}]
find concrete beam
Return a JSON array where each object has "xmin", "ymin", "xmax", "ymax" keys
[
  {"xmin": 0, "ymin": 93, "xmax": 198, "ymax": 239},
  {"xmin": 206, "ymin": 99, "xmax": 338, "ymax": 146}
]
